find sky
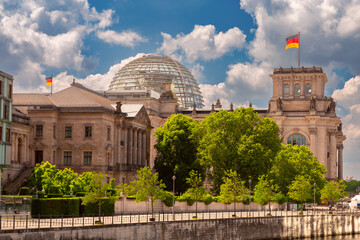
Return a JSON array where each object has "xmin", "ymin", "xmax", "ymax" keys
[{"xmin": 0, "ymin": 0, "xmax": 360, "ymax": 179}]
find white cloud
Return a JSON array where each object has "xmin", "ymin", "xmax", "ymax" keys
[
  {"xmin": 16, "ymin": 53, "xmax": 146, "ymax": 94},
  {"xmin": 159, "ymin": 24, "xmax": 246, "ymax": 62},
  {"xmin": 332, "ymin": 76, "xmax": 360, "ymax": 109},
  {"xmin": 199, "ymin": 61, "xmax": 272, "ymax": 108},
  {"xmin": 189, "ymin": 64, "xmax": 204, "ymax": 83},
  {"xmin": 0, "ymin": 0, "xmax": 147, "ymax": 90},
  {"xmin": 96, "ymin": 30, "xmax": 147, "ymax": 47}
]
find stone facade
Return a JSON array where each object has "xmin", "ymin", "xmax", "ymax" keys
[
  {"xmin": 107, "ymin": 67, "xmax": 345, "ymax": 180},
  {"xmin": 13, "ymin": 83, "xmax": 152, "ymax": 184}
]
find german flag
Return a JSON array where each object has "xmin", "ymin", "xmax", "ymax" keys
[
  {"xmin": 285, "ymin": 34, "xmax": 300, "ymax": 49},
  {"xmin": 46, "ymin": 76, "xmax": 53, "ymax": 86}
]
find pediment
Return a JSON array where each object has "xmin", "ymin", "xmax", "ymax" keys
[
  {"xmin": 134, "ymin": 106, "xmax": 151, "ymax": 126},
  {"xmin": 29, "ymin": 142, "xmax": 48, "ymax": 149},
  {"xmin": 79, "ymin": 143, "xmax": 96, "ymax": 150},
  {"xmin": 59, "ymin": 143, "xmax": 75, "ymax": 150}
]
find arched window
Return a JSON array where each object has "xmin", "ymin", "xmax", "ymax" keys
[
  {"xmin": 287, "ymin": 134, "xmax": 306, "ymax": 146},
  {"xmin": 283, "ymin": 84, "xmax": 289, "ymax": 95},
  {"xmin": 305, "ymin": 83, "xmax": 311, "ymax": 94},
  {"xmin": 294, "ymin": 83, "xmax": 300, "ymax": 95}
]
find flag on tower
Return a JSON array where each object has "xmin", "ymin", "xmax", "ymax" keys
[
  {"xmin": 46, "ymin": 76, "xmax": 53, "ymax": 86},
  {"xmin": 285, "ymin": 33, "xmax": 300, "ymax": 49}
]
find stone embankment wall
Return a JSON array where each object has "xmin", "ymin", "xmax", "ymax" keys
[
  {"xmin": 115, "ymin": 198, "xmax": 297, "ymax": 214},
  {"xmin": 0, "ymin": 215, "xmax": 359, "ymax": 240}
]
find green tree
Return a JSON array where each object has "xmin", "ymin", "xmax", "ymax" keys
[
  {"xmin": 320, "ymin": 180, "xmax": 347, "ymax": 206},
  {"xmin": 82, "ymin": 172, "xmax": 114, "ymax": 223},
  {"xmin": 154, "ymin": 114, "xmax": 203, "ymax": 194},
  {"xmin": 186, "ymin": 170, "xmax": 206, "ymax": 219},
  {"xmin": 270, "ymin": 144, "xmax": 326, "ymax": 196},
  {"xmin": 288, "ymin": 176, "xmax": 313, "ymax": 210},
  {"xmin": 27, "ymin": 161, "xmax": 59, "ymax": 194},
  {"xmin": 344, "ymin": 180, "xmax": 360, "ymax": 195},
  {"xmin": 219, "ymin": 170, "xmax": 249, "ymax": 216},
  {"xmin": 42, "ymin": 168, "xmax": 78, "ymax": 195},
  {"xmin": 124, "ymin": 167, "xmax": 165, "ymax": 219},
  {"xmin": 196, "ymin": 108, "xmax": 282, "ymax": 193},
  {"xmin": 253, "ymin": 176, "xmax": 276, "ymax": 214}
]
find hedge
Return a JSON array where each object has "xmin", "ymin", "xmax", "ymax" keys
[
  {"xmin": 31, "ymin": 198, "xmax": 80, "ymax": 218},
  {"xmin": 80, "ymin": 197, "xmax": 115, "ymax": 216}
]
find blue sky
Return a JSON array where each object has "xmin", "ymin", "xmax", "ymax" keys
[{"xmin": 1, "ymin": 0, "xmax": 360, "ymax": 179}]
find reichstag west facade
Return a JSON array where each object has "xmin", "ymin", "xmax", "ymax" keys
[{"xmin": 3, "ymin": 54, "xmax": 345, "ymax": 193}]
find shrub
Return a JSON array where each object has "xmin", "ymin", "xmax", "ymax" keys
[
  {"xmin": 19, "ymin": 187, "xmax": 29, "ymax": 195},
  {"xmin": 31, "ymin": 198, "xmax": 80, "ymax": 218},
  {"xmin": 177, "ymin": 192, "xmax": 195, "ymax": 206},
  {"xmin": 75, "ymin": 192, "xmax": 86, "ymax": 197},
  {"xmin": 47, "ymin": 194, "xmax": 63, "ymax": 198},
  {"xmin": 159, "ymin": 191, "xmax": 174, "ymax": 207},
  {"xmin": 200, "ymin": 193, "xmax": 215, "ymax": 205},
  {"xmin": 80, "ymin": 197, "xmax": 115, "ymax": 216}
]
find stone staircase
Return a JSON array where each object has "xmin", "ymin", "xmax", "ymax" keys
[{"xmin": 4, "ymin": 168, "xmax": 33, "ymax": 195}]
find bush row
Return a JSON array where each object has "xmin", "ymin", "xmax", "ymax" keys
[{"xmin": 31, "ymin": 197, "xmax": 115, "ymax": 218}]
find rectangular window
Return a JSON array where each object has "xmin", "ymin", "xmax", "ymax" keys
[
  {"xmin": 84, "ymin": 151, "xmax": 92, "ymax": 166},
  {"xmin": 36, "ymin": 125, "xmax": 43, "ymax": 137},
  {"xmin": 53, "ymin": 125, "xmax": 56, "ymax": 139},
  {"xmin": 85, "ymin": 126, "xmax": 92, "ymax": 138},
  {"xmin": 0, "ymin": 80, "xmax": 2, "ymax": 96},
  {"xmin": 8, "ymin": 84, "xmax": 12, "ymax": 99},
  {"xmin": 6, "ymin": 128, "xmax": 10, "ymax": 142},
  {"xmin": 0, "ymin": 126, "xmax": 2, "ymax": 141},
  {"xmin": 64, "ymin": 151, "xmax": 72, "ymax": 166},
  {"xmin": 65, "ymin": 126, "xmax": 72, "ymax": 138},
  {"xmin": 53, "ymin": 151, "xmax": 56, "ymax": 163},
  {"xmin": 3, "ymin": 101, "xmax": 9, "ymax": 120},
  {"xmin": 107, "ymin": 127, "xmax": 111, "ymax": 141}
]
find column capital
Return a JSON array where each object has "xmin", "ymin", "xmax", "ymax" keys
[
  {"xmin": 337, "ymin": 144, "xmax": 344, "ymax": 150},
  {"xmin": 309, "ymin": 127, "xmax": 317, "ymax": 135},
  {"xmin": 327, "ymin": 129, "xmax": 337, "ymax": 136}
]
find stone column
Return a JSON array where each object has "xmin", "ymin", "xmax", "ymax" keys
[
  {"xmin": 337, "ymin": 144, "xmax": 344, "ymax": 180},
  {"xmin": 133, "ymin": 128, "xmax": 138, "ymax": 166},
  {"xmin": 138, "ymin": 130, "xmax": 142, "ymax": 166},
  {"xmin": 118, "ymin": 125, "xmax": 122, "ymax": 165},
  {"xmin": 128, "ymin": 127, "xmax": 133, "ymax": 165},
  {"xmin": 328, "ymin": 129, "xmax": 337, "ymax": 179},
  {"xmin": 124, "ymin": 127, "xmax": 128, "ymax": 165},
  {"xmin": 317, "ymin": 127, "xmax": 328, "ymax": 173},
  {"xmin": 309, "ymin": 127, "xmax": 317, "ymax": 156},
  {"xmin": 289, "ymin": 80, "xmax": 294, "ymax": 96},
  {"xmin": 142, "ymin": 130, "xmax": 147, "ymax": 166},
  {"xmin": 300, "ymin": 80, "xmax": 304, "ymax": 96}
]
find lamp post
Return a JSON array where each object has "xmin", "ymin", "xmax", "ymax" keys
[
  {"xmin": 313, "ymin": 183, "xmax": 316, "ymax": 214},
  {"xmin": 172, "ymin": 175, "xmax": 176, "ymax": 220}
]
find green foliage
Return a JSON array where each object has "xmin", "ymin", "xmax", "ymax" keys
[
  {"xmin": 82, "ymin": 172, "xmax": 116, "ymax": 221},
  {"xmin": 253, "ymin": 176, "xmax": 276, "ymax": 205},
  {"xmin": 345, "ymin": 180, "xmax": 360, "ymax": 194},
  {"xmin": 321, "ymin": 180, "xmax": 347, "ymax": 205},
  {"xmin": 159, "ymin": 191, "xmax": 174, "ymax": 207},
  {"xmin": 27, "ymin": 161, "xmax": 58, "ymax": 193},
  {"xmin": 154, "ymin": 114, "xmax": 204, "ymax": 194},
  {"xmin": 80, "ymin": 197, "xmax": 115, "ymax": 216},
  {"xmin": 177, "ymin": 191, "xmax": 215, "ymax": 205},
  {"xmin": 270, "ymin": 145, "xmax": 326, "ymax": 196},
  {"xmin": 196, "ymin": 108, "xmax": 282, "ymax": 193},
  {"xmin": 31, "ymin": 198, "xmax": 80, "ymax": 217},
  {"xmin": 271, "ymin": 192, "xmax": 289, "ymax": 204},
  {"xmin": 186, "ymin": 170, "xmax": 207, "ymax": 204},
  {"xmin": 123, "ymin": 167, "xmax": 165, "ymax": 217},
  {"xmin": 177, "ymin": 192, "xmax": 196, "ymax": 206},
  {"xmin": 19, "ymin": 187, "xmax": 29, "ymax": 195},
  {"xmin": 46, "ymin": 194, "xmax": 63, "ymax": 198},
  {"xmin": 288, "ymin": 176, "xmax": 313, "ymax": 206},
  {"xmin": 219, "ymin": 170, "xmax": 249, "ymax": 204}
]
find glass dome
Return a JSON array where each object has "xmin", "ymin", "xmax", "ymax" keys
[{"xmin": 108, "ymin": 54, "xmax": 204, "ymax": 109}]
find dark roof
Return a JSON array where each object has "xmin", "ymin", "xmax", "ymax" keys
[{"xmin": 273, "ymin": 66, "xmax": 323, "ymax": 74}]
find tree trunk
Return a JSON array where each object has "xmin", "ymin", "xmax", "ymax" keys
[
  {"xmin": 98, "ymin": 199, "xmax": 102, "ymax": 222},
  {"xmin": 268, "ymin": 201, "xmax": 271, "ymax": 215},
  {"xmin": 151, "ymin": 198, "xmax": 154, "ymax": 218}
]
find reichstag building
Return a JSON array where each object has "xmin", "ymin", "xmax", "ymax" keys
[{"xmin": 3, "ymin": 54, "xmax": 345, "ymax": 193}]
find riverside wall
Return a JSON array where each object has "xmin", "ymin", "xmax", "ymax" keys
[{"xmin": 0, "ymin": 215, "xmax": 359, "ymax": 240}]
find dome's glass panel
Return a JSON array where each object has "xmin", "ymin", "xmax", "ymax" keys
[{"xmin": 108, "ymin": 54, "xmax": 204, "ymax": 108}]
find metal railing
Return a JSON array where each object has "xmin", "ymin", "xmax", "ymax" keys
[{"xmin": 0, "ymin": 208, "xmax": 358, "ymax": 231}]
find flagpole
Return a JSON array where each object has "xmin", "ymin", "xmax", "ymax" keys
[
  {"xmin": 51, "ymin": 75, "xmax": 53, "ymax": 95},
  {"xmin": 298, "ymin": 32, "xmax": 300, "ymax": 67}
]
